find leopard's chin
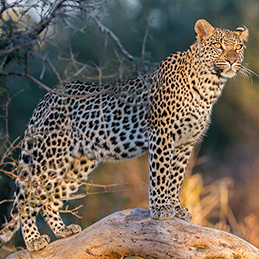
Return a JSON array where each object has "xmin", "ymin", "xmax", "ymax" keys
[{"xmin": 221, "ymin": 69, "xmax": 238, "ymax": 78}]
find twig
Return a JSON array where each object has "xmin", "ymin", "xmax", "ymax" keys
[
  {"xmin": 142, "ymin": 17, "xmax": 154, "ymax": 59},
  {"xmin": 89, "ymin": 12, "xmax": 134, "ymax": 60},
  {"xmin": 5, "ymin": 71, "xmax": 116, "ymax": 98},
  {"xmin": 0, "ymin": 199, "xmax": 14, "ymax": 205}
]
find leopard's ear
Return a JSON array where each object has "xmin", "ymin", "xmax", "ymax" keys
[
  {"xmin": 194, "ymin": 19, "xmax": 214, "ymax": 44},
  {"xmin": 234, "ymin": 25, "xmax": 249, "ymax": 42}
]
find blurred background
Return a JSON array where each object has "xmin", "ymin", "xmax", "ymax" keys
[{"xmin": 1, "ymin": 0, "xmax": 259, "ymax": 257}]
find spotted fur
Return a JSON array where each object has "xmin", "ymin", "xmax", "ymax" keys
[{"xmin": 0, "ymin": 19, "xmax": 248, "ymax": 251}]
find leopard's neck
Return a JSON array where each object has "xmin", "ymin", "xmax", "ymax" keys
[{"xmin": 186, "ymin": 42, "xmax": 227, "ymax": 105}]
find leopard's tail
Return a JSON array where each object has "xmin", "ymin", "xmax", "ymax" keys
[{"xmin": 0, "ymin": 200, "xmax": 20, "ymax": 243}]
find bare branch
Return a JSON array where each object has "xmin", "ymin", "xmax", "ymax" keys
[
  {"xmin": 0, "ymin": 199, "xmax": 14, "ymax": 206},
  {"xmin": 29, "ymin": 52, "xmax": 62, "ymax": 82},
  {"xmin": 5, "ymin": 71, "xmax": 116, "ymax": 98},
  {"xmin": 25, "ymin": 1, "xmax": 66, "ymax": 36},
  {"xmin": 89, "ymin": 12, "xmax": 134, "ymax": 60},
  {"xmin": 142, "ymin": 17, "xmax": 154, "ymax": 59}
]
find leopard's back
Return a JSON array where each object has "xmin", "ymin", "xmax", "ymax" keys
[{"xmin": 23, "ymin": 79, "xmax": 150, "ymax": 165}]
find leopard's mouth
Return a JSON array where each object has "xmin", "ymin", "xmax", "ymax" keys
[{"xmin": 214, "ymin": 63, "xmax": 240, "ymax": 78}]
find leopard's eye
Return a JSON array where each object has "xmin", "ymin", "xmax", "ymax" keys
[
  {"xmin": 236, "ymin": 44, "xmax": 243, "ymax": 50},
  {"xmin": 213, "ymin": 42, "xmax": 222, "ymax": 49}
]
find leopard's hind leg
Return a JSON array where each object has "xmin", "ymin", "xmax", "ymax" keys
[
  {"xmin": 40, "ymin": 201, "xmax": 81, "ymax": 239},
  {"xmin": 19, "ymin": 202, "xmax": 50, "ymax": 252},
  {"xmin": 40, "ymin": 157, "xmax": 97, "ymax": 239}
]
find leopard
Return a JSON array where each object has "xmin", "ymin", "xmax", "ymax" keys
[{"xmin": 0, "ymin": 19, "xmax": 248, "ymax": 252}]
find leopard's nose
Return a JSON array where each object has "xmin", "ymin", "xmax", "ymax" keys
[{"xmin": 226, "ymin": 58, "xmax": 237, "ymax": 65}]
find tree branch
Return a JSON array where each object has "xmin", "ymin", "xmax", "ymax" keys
[
  {"xmin": 5, "ymin": 71, "xmax": 116, "ymax": 98},
  {"xmin": 89, "ymin": 12, "xmax": 134, "ymax": 60},
  {"xmin": 5, "ymin": 208, "xmax": 259, "ymax": 259}
]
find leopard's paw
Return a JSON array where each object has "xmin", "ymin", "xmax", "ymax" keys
[
  {"xmin": 55, "ymin": 224, "xmax": 82, "ymax": 238},
  {"xmin": 175, "ymin": 206, "xmax": 192, "ymax": 222},
  {"xmin": 26, "ymin": 234, "xmax": 50, "ymax": 252},
  {"xmin": 150, "ymin": 205, "xmax": 176, "ymax": 220}
]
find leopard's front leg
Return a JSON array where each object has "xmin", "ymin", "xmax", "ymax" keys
[
  {"xmin": 148, "ymin": 129, "xmax": 176, "ymax": 220},
  {"xmin": 148, "ymin": 129, "xmax": 194, "ymax": 222},
  {"xmin": 168, "ymin": 143, "xmax": 194, "ymax": 222}
]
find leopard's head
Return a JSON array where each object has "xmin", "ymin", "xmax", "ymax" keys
[{"xmin": 194, "ymin": 19, "xmax": 248, "ymax": 79}]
